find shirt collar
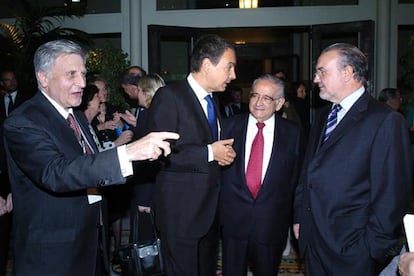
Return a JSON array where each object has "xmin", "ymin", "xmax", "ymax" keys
[
  {"xmin": 40, "ymin": 90, "xmax": 73, "ymax": 119},
  {"xmin": 248, "ymin": 113, "xmax": 275, "ymax": 130},
  {"xmin": 187, "ymin": 73, "xmax": 211, "ymax": 100},
  {"xmin": 338, "ymin": 86, "xmax": 365, "ymax": 112}
]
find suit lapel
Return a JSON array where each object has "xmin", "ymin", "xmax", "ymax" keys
[
  {"xmin": 74, "ymin": 110, "xmax": 98, "ymax": 153},
  {"xmin": 318, "ymin": 92, "xmax": 370, "ymax": 152},
  {"xmin": 0, "ymin": 95, "xmax": 6, "ymax": 119},
  {"xmin": 230, "ymin": 115, "xmax": 251, "ymax": 193},
  {"xmin": 184, "ymin": 80, "xmax": 217, "ymax": 142},
  {"xmin": 261, "ymin": 115, "xmax": 279, "ymax": 187}
]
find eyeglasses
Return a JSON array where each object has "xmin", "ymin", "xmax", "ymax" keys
[
  {"xmin": 313, "ymin": 68, "xmax": 327, "ymax": 79},
  {"xmin": 249, "ymin": 92, "xmax": 277, "ymax": 104}
]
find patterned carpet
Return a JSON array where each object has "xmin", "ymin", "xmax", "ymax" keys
[
  {"xmin": 215, "ymin": 250, "xmax": 305, "ymax": 276},
  {"xmin": 5, "ymin": 227, "xmax": 305, "ymax": 276}
]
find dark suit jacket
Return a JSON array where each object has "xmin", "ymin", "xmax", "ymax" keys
[
  {"xmin": 294, "ymin": 92, "xmax": 412, "ymax": 267},
  {"xmin": 220, "ymin": 113, "xmax": 303, "ymax": 244},
  {"xmin": 147, "ymin": 79, "xmax": 221, "ymax": 239},
  {"xmin": 3, "ymin": 92, "xmax": 126, "ymax": 275},
  {"xmin": 0, "ymin": 91, "xmax": 32, "ymax": 120},
  {"xmin": 131, "ymin": 109, "xmax": 159, "ymax": 207},
  {"xmin": 0, "ymin": 91, "xmax": 32, "ymax": 196}
]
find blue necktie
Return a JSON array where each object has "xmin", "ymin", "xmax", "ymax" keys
[
  {"xmin": 323, "ymin": 104, "xmax": 342, "ymax": 142},
  {"xmin": 205, "ymin": 95, "xmax": 218, "ymax": 141}
]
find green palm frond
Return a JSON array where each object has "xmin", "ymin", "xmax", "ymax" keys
[{"xmin": 0, "ymin": 23, "xmax": 23, "ymax": 48}]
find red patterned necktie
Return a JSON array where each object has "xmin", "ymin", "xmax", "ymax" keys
[
  {"xmin": 67, "ymin": 114, "xmax": 101, "ymax": 223},
  {"xmin": 67, "ymin": 114, "xmax": 92, "ymax": 155},
  {"xmin": 245, "ymin": 122, "xmax": 265, "ymax": 199}
]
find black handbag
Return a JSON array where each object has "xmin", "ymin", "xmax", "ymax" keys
[{"xmin": 119, "ymin": 210, "xmax": 164, "ymax": 276}]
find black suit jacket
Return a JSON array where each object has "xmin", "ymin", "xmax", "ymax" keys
[
  {"xmin": 0, "ymin": 91, "xmax": 32, "ymax": 197},
  {"xmin": 220, "ymin": 113, "xmax": 303, "ymax": 244},
  {"xmin": 4, "ymin": 92, "xmax": 126, "ymax": 275},
  {"xmin": 147, "ymin": 79, "xmax": 222, "ymax": 239},
  {"xmin": 0, "ymin": 91, "xmax": 32, "ymax": 119},
  {"xmin": 294, "ymin": 92, "xmax": 412, "ymax": 268}
]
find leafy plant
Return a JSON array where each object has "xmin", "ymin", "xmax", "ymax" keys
[
  {"xmin": 0, "ymin": 0, "xmax": 91, "ymax": 92},
  {"xmin": 86, "ymin": 46, "xmax": 131, "ymax": 109}
]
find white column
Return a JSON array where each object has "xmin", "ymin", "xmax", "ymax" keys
[
  {"xmin": 376, "ymin": 0, "xmax": 391, "ymax": 94},
  {"xmin": 129, "ymin": 0, "xmax": 142, "ymax": 67}
]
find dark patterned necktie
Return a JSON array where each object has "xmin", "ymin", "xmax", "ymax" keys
[
  {"xmin": 246, "ymin": 122, "xmax": 265, "ymax": 199},
  {"xmin": 323, "ymin": 104, "xmax": 342, "ymax": 142},
  {"xmin": 67, "ymin": 114, "xmax": 93, "ymax": 155},
  {"xmin": 7, "ymin": 94, "xmax": 14, "ymax": 116}
]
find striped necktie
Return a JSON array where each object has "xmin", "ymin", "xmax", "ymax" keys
[{"xmin": 323, "ymin": 104, "xmax": 342, "ymax": 142}]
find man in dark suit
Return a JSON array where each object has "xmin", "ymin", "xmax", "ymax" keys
[
  {"xmin": 0, "ymin": 69, "xmax": 32, "ymax": 275},
  {"xmin": 221, "ymin": 85, "xmax": 249, "ymax": 118},
  {"xmin": 293, "ymin": 43, "xmax": 412, "ymax": 275},
  {"xmin": 3, "ymin": 39, "xmax": 178, "ymax": 275},
  {"xmin": 220, "ymin": 74, "xmax": 304, "ymax": 276},
  {"xmin": 147, "ymin": 34, "xmax": 237, "ymax": 276}
]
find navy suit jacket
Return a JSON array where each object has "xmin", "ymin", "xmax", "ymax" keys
[
  {"xmin": 4, "ymin": 92, "xmax": 126, "ymax": 275},
  {"xmin": 294, "ymin": 92, "xmax": 413, "ymax": 266},
  {"xmin": 147, "ymin": 79, "xmax": 222, "ymax": 239},
  {"xmin": 220, "ymin": 113, "xmax": 303, "ymax": 244}
]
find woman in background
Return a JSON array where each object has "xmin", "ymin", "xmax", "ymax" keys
[{"xmin": 120, "ymin": 73, "xmax": 166, "ymax": 245}]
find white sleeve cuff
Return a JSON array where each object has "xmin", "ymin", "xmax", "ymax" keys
[
  {"xmin": 207, "ymin": 144, "xmax": 214, "ymax": 162},
  {"xmin": 117, "ymin": 145, "xmax": 133, "ymax": 177}
]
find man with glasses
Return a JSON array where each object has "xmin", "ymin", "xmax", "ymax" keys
[
  {"xmin": 294, "ymin": 43, "xmax": 412, "ymax": 275},
  {"xmin": 220, "ymin": 73, "xmax": 304, "ymax": 275}
]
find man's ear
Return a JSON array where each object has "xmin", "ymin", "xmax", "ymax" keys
[
  {"xmin": 37, "ymin": 71, "xmax": 48, "ymax": 89},
  {"xmin": 275, "ymin": 97, "xmax": 286, "ymax": 112},
  {"xmin": 343, "ymin": 65, "xmax": 354, "ymax": 82},
  {"xmin": 201, "ymin": 58, "xmax": 212, "ymax": 73}
]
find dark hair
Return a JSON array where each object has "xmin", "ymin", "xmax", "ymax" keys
[
  {"xmin": 227, "ymin": 85, "xmax": 243, "ymax": 94},
  {"xmin": 78, "ymin": 84, "xmax": 99, "ymax": 111},
  {"xmin": 190, "ymin": 34, "xmax": 235, "ymax": 72},
  {"xmin": 127, "ymin": 65, "xmax": 147, "ymax": 77},
  {"xmin": 121, "ymin": 73, "xmax": 140, "ymax": 86},
  {"xmin": 378, "ymin": 88, "xmax": 400, "ymax": 102},
  {"xmin": 86, "ymin": 74, "xmax": 107, "ymax": 86},
  {"xmin": 322, "ymin": 43, "xmax": 368, "ymax": 86}
]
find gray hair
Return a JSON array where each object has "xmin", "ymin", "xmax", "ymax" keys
[
  {"xmin": 251, "ymin": 73, "xmax": 286, "ymax": 99},
  {"xmin": 322, "ymin": 43, "xmax": 368, "ymax": 86},
  {"xmin": 33, "ymin": 40, "xmax": 87, "ymax": 89}
]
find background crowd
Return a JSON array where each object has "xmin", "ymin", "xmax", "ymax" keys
[{"xmin": 0, "ymin": 35, "xmax": 413, "ymax": 276}]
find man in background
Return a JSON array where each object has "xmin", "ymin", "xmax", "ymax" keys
[{"xmin": 0, "ymin": 69, "xmax": 32, "ymax": 275}]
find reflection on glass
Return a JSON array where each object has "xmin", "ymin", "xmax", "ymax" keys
[{"xmin": 157, "ymin": 0, "xmax": 358, "ymax": 10}]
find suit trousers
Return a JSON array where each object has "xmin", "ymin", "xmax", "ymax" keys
[
  {"xmin": 161, "ymin": 218, "xmax": 219, "ymax": 276},
  {"xmin": 222, "ymin": 236, "xmax": 283, "ymax": 276},
  {"xmin": 303, "ymin": 221, "xmax": 379, "ymax": 276}
]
